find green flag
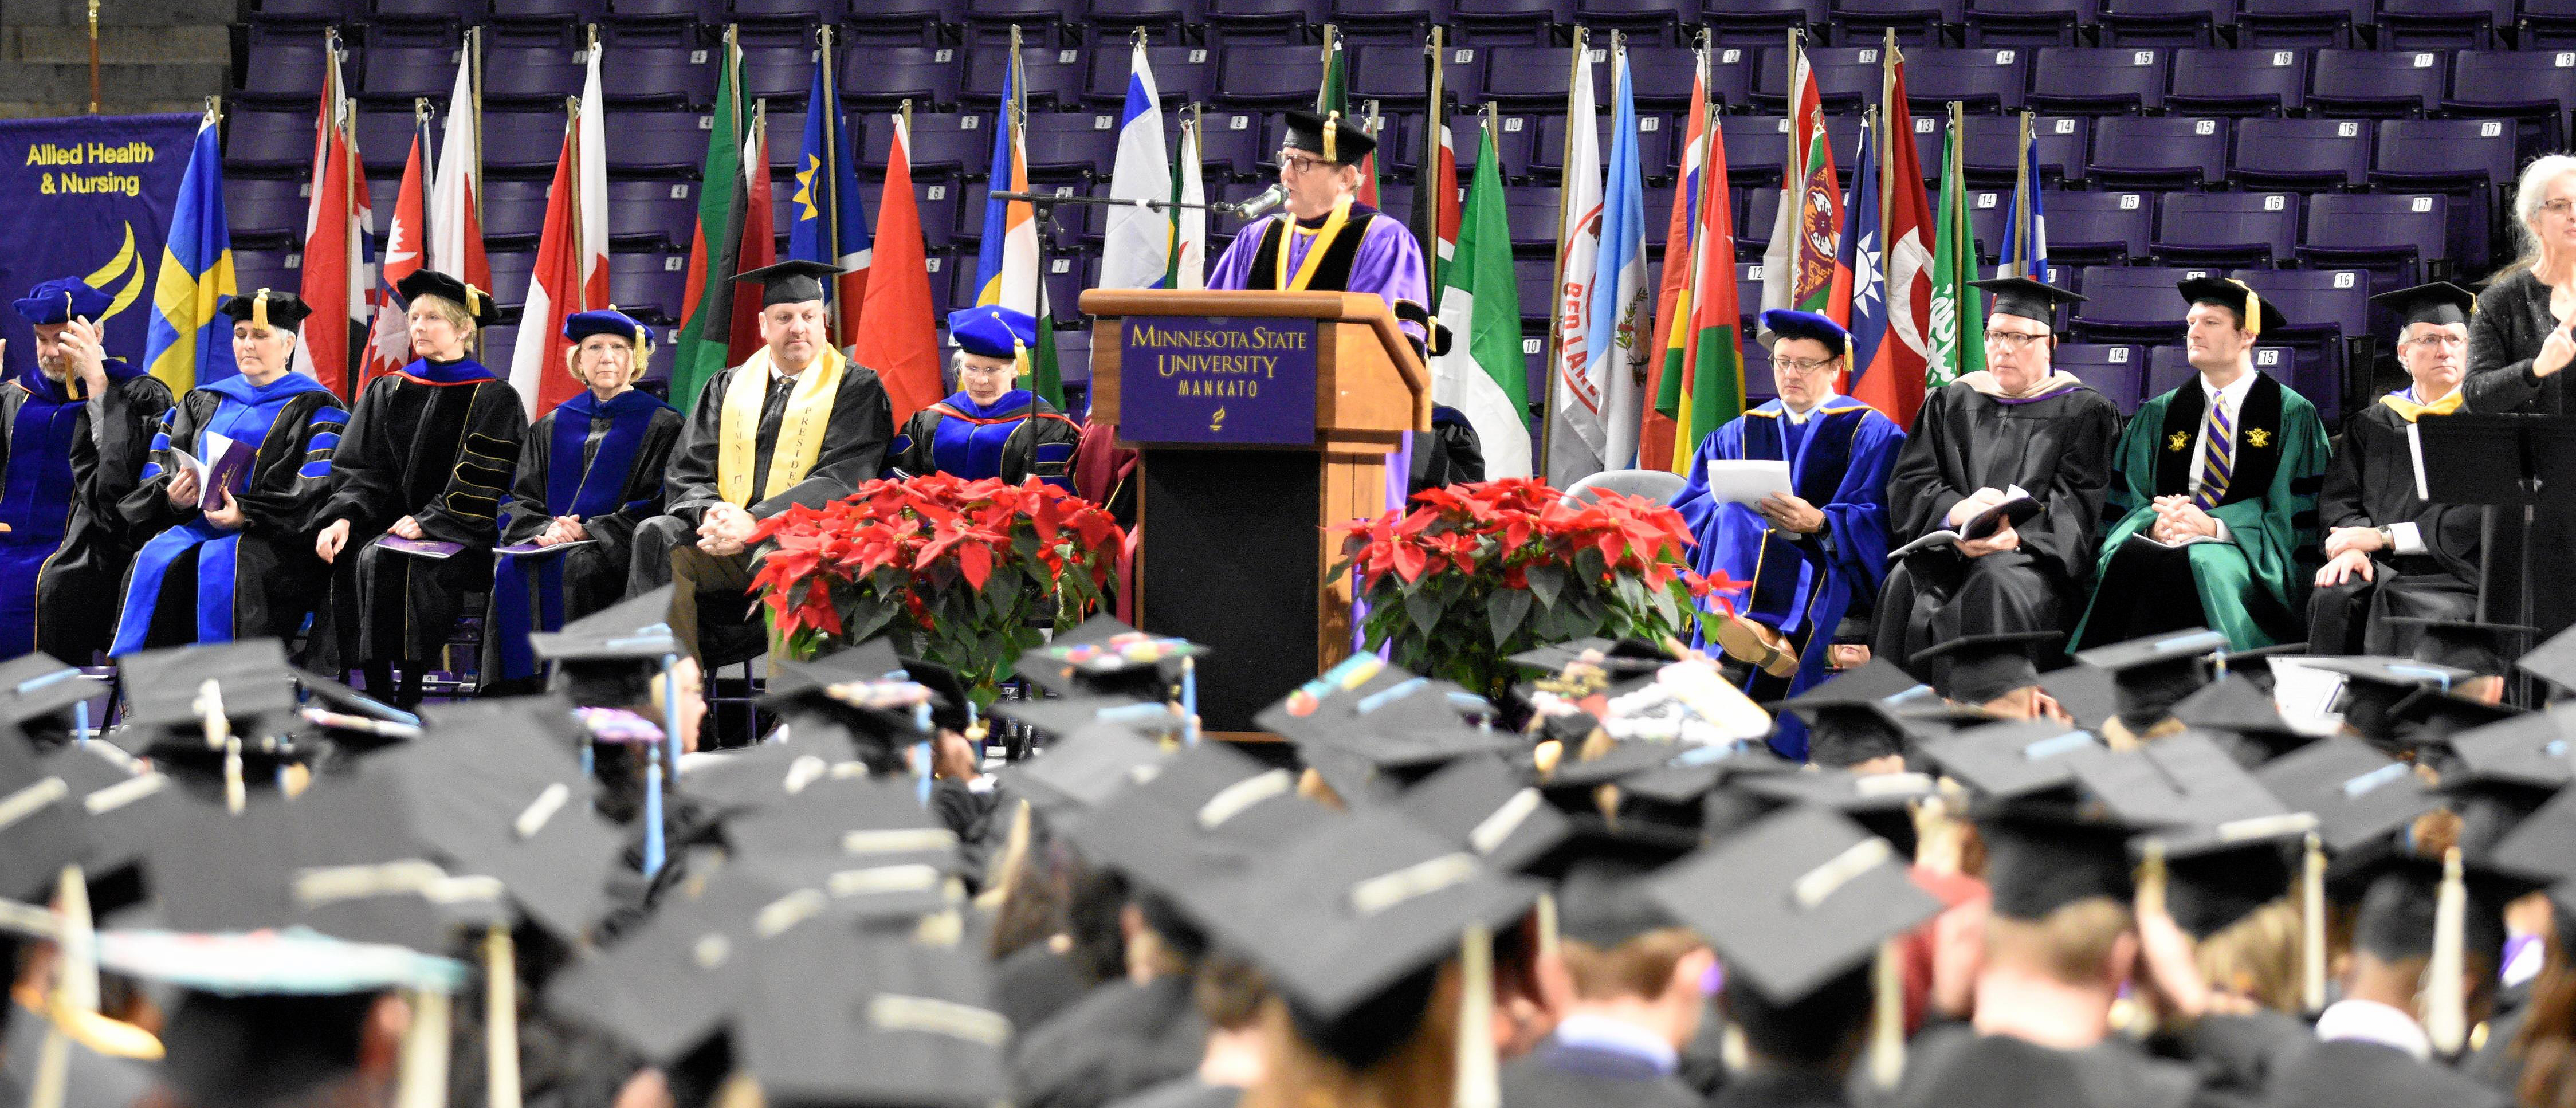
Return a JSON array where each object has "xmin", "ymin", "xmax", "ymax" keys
[
  {"xmin": 1926, "ymin": 104, "xmax": 1984, "ymax": 388},
  {"xmin": 671, "ymin": 33, "xmax": 745, "ymax": 414},
  {"xmin": 1431, "ymin": 117, "xmax": 1532, "ymax": 478},
  {"xmin": 1028, "ymin": 307, "xmax": 1065, "ymax": 411},
  {"xmin": 1317, "ymin": 27, "xmax": 1346, "ymax": 116}
]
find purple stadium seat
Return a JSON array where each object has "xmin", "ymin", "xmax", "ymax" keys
[
  {"xmin": 489, "ymin": 0, "xmax": 599, "ymax": 23},
  {"xmin": 1084, "ymin": 45, "xmax": 1215, "ymax": 109},
  {"xmin": 482, "ymin": 45, "xmax": 587, "ymax": 107},
  {"xmin": 1450, "ymin": 111, "xmax": 1542, "ymax": 181},
  {"xmin": 2231, "ymin": 267, "xmax": 2367, "ymax": 341},
  {"xmin": 916, "ymin": 250, "xmax": 956, "ymax": 323},
  {"xmin": 2297, "ymin": 194, "xmax": 2448, "ymax": 285},
  {"xmin": 740, "ymin": 45, "xmax": 822, "ymax": 106},
  {"xmin": 1754, "ymin": 46, "xmax": 1884, "ymax": 111},
  {"xmin": 606, "ymin": 178, "xmax": 696, "ymax": 249},
  {"xmin": 1453, "ymin": 0, "xmax": 1572, "ymax": 43},
  {"xmin": 2371, "ymin": 118, "xmax": 2515, "ymax": 191},
  {"xmin": 599, "ymin": 111, "xmax": 707, "ymax": 176},
  {"xmin": 2069, "ymin": 265, "xmax": 2209, "ymax": 343},
  {"xmin": 1965, "ymin": 188, "xmax": 2005, "ymax": 258},
  {"xmin": 2085, "ymin": 116, "xmax": 2224, "ymax": 190},
  {"xmin": 1516, "ymin": 258, "xmax": 1556, "ymax": 326},
  {"xmin": 1211, "ymin": 44, "xmax": 1325, "ymax": 109},
  {"xmin": 906, "ymin": 176, "xmax": 962, "ymax": 249},
  {"xmin": 1615, "ymin": 45, "xmax": 1697, "ymax": 110},
  {"xmin": 1733, "ymin": 261, "xmax": 1765, "ymax": 327},
  {"xmin": 2229, "ymin": 117, "xmax": 2367, "ymax": 190},
  {"xmin": 2379, "ymin": 0, "xmax": 2510, "ymax": 49},
  {"xmin": 2528, "ymin": 0, "xmax": 2576, "ymax": 46},
  {"xmin": 250, "ymin": 0, "xmax": 348, "ymax": 22},
  {"xmin": 964, "ymin": 0, "xmax": 1083, "ymax": 38},
  {"xmin": 362, "ymin": 45, "xmax": 464, "ymax": 104},
  {"xmin": 2235, "ymin": 0, "xmax": 2363, "ymax": 46},
  {"xmin": 1739, "ymin": 340, "xmax": 1776, "ymax": 402},
  {"xmin": 2143, "ymin": 344, "xmax": 2194, "ymax": 400},
  {"xmin": 2043, "ymin": 189, "xmax": 2152, "ymax": 264},
  {"xmin": 1196, "ymin": 110, "xmax": 1269, "ymax": 179},
  {"xmin": 1506, "ymin": 184, "xmax": 1562, "ymax": 254},
  {"xmin": 946, "ymin": 253, "xmax": 983, "ymax": 318},
  {"xmin": 1829, "ymin": 0, "xmax": 1961, "ymax": 47},
  {"xmin": 1481, "ymin": 45, "xmax": 1575, "ymax": 110},
  {"xmin": 1898, "ymin": 48, "xmax": 2027, "ymax": 115},
  {"xmin": 235, "ymin": 42, "xmax": 346, "ymax": 107},
  {"xmin": 736, "ymin": 0, "xmax": 846, "ymax": 23},
  {"xmin": 2053, "ymin": 344, "xmax": 2145, "ymax": 413},
  {"xmin": 1703, "ymin": 0, "xmax": 1824, "ymax": 46},
  {"xmin": 961, "ymin": 45, "xmax": 1086, "ymax": 109},
  {"xmin": 604, "ymin": 0, "xmax": 715, "ymax": 22},
  {"xmin": 2308, "ymin": 49, "xmax": 2449, "ymax": 119},
  {"xmin": 1330, "ymin": 0, "xmax": 1446, "ymax": 40},
  {"xmin": 485, "ymin": 110, "xmax": 572, "ymax": 174},
  {"xmin": 1717, "ymin": 114, "xmax": 1792, "ymax": 188},
  {"xmin": 2095, "ymin": 0, "xmax": 2231, "ymax": 45},
  {"xmin": 480, "ymin": 176, "xmax": 552, "ymax": 247},
  {"xmin": 1020, "ymin": 110, "xmax": 1121, "ymax": 179},
  {"xmin": 486, "ymin": 249, "xmax": 537, "ymax": 308},
  {"xmin": 608, "ymin": 251, "xmax": 690, "ymax": 322},
  {"xmin": 1962, "ymin": 0, "xmax": 2096, "ymax": 46},
  {"xmin": 851, "ymin": 112, "xmax": 993, "ymax": 178},
  {"xmin": 1043, "ymin": 252, "xmax": 1095, "ymax": 322},
  {"xmin": 1579, "ymin": 0, "xmax": 1699, "ymax": 39},
  {"xmin": 223, "ymin": 109, "xmax": 316, "ymax": 175},
  {"xmin": 763, "ymin": 110, "xmax": 806, "ymax": 172},
  {"xmin": 1738, "ymin": 187, "xmax": 1778, "ymax": 259},
  {"xmin": 233, "ymin": 251, "xmax": 303, "ymax": 301},
  {"xmin": 2443, "ymin": 52, "xmax": 2576, "ymax": 155},
  {"xmin": 1346, "ymin": 45, "xmax": 1432, "ymax": 109},
  {"xmin": 1090, "ymin": 0, "xmax": 1205, "ymax": 32},
  {"xmin": 771, "ymin": 175, "xmax": 798, "ymax": 238},
  {"xmin": 1204, "ymin": 0, "xmax": 1326, "ymax": 38},
  {"xmin": 2165, "ymin": 48, "xmax": 2305, "ymax": 116},
  {"xmin": 603, "ymin": 45, "xmax": 716, "ymax": 108},
  {"xmin": 2149, "ymin": 191, "xmax": 2298, "ymax": 268},
  {"xmin": 842, "ymin": 0, "xmax": 956, "ymax": 38},
  {"xmin": 836, "ymin": 46, "xmax": 965, "ymax": 111},
  {"xmin": 224, "ymin": 178, "xmax": 310, "ymax": 250},
  {"xmin": 1530, "ymin": 112, "xmax": 1676, "ymax": 184},
  {"xmin": 1954, "ymin": 113, "xmax": 2086, "ymax": 186},
  {"xmin": 352, "ymin": 109, "xmax": 420, "ymax": 174},
  {"xmin": 2025, "ymin": 47, "xmax": 2167, "ymax": 115}
]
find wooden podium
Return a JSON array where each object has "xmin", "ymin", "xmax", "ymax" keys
[{"xmin": 1081, "ymin": 289, "xmax": 1431, "ymax": 739}]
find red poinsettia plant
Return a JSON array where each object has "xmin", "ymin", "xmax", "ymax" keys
[
  {"xmin": 1329, "ymin": 478, "xmax": 1738, "ymax": 701},
  {"xmin": 750, "ymin": 473, "xmax": 1125, "ymax": 704}
]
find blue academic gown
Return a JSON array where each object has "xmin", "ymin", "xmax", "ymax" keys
[
  {"xmin": 485, "ymin": 388, "xmax": 681, "ymax": 684},
  {"xmin": 0, "ymin": 359, "xmax": 168, "ymax": 658},
  {"xmin": 1671, "ymin": 398, "xmax": 1904, "ymax": 760},
  {"xmin": 888, "ymin": 388, "xmax": 1082, "ymax": 490},
  {"xmin": 109, "ymin": 370, "xmax": 345, "ymax": 654}
]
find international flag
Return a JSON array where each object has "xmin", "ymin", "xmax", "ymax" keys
[
  {"xmin": 1432, "ymin": 113, "xmax": 1529, "ymax": 480},
  {"xmin": 1830, "ymin": 119, "xmax": 1884, "ymax": 390},
  {"xmin": 363, "ymin": 111, "xmax": 431, "ymax": 390},
  {"xmin": 1542, "ymin": 33, "xmax": 1604, "ymax": 488},
  {"xmin": 854, "ymin": 114, "xmax": 943, "ymax": 422},
  {"xmin": 1761, "ymin": 31, "xmax": 1839, "ymax": 336},
  {"xmin": 427, "ymin": 37, "xmax": 488, "ymax": 299},
  {"xmin": 1926, "ymin": 101, "xmax": 1985, "ymax": 388},
  {"xmin": 1861, "ymin": 34, "xmax": 1935, "ymax": 429},
  {"xmin": 1100, "ymin": 41, "xmax": 1172, "ymax": 290},
  {"xmin": 293, "ymin": 34, "xmax": 372, "ymax": 397},
  {"xmin": 1999, "ymin": 111, "xmax": 2049, "ymax": 284},
  {"xmin": 1642, "ymin": 45, "xmax": 1711, "ymax": 472},
  {"xmin": 973, "ymin": 45, "xmax": 1039, "ymax": 316},
  {"xmin": 575, "ymin": 38, "xmax": 608, "ymax": 322},
  {"xmin": 1588, "ymin": 42, "xmax": 1651, "ymax": 472},
  {"xmin": 673, "ymin": 28, "xmax": 748, "ymax": 413},
  {"xmin": 1666, "ymin": 88, "xmax": 1745, "ymax": 474},
  {"xmin": 1169, "ymin": 109, "xmax": 1205, "ymax": 290},
  {"xmin": 141, "ymin": 107, "xmax": 237, "ymax": 394},
  {"xmin": 508, "ymin": 112, "xmax": 591, "ymax": 417},
  {"xmin": 1415, "ymin": 36, "xmax": 1460, "ymax": 297},
  {"xmin": 791, "ymin": 32, "xmax": 873, "ymax": 343}
]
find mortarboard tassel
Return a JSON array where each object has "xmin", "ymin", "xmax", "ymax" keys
[
  {"xmin": 642, "ymin": 745, "xmax": 666, "ymax": 880},
  {"xmin": 2302, "ymin": 832, "xmax": 2327, "ymax": 1014},
  {"xmin": 223, "ymin": 738, "xmax": 245, "ymax": 815},
  {"xmin": 1453, "ymin": 923, "xmax": 1498, "ymax": 1108},
  {"xmin": 394, "ymin": 987, "xmax": 451, "ymax": 1108},
  {"xmin": 1181, "ymin": 656, "xmax": 1200, "ymax": 747},
  {"xmin": 1535, "ymin": 892, "xmax": 1560, "ymax": 962},
  {"xmin": 659, "ymin": 654, "xmax": 685, "ymax": 772},
  {"xmin": 485, "ymin": 923, "xmax": 522, "ymax": 1108},
  {"xmin": 28, "ymin": 866, "xmax": 96, "ymax": 1108},
  {"xmin": 1867, "ymin": 938, "xmax": 1906, "ymax": 1090},
  {"xmin": 2426, "ymin": 846, "xmax": 2468, "ymax": 1055},
  {"xmin": 72, "ymin": 700, "xmax": 86, "ymax": 748}
]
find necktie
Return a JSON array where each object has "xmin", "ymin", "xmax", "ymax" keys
[{"xmin": 2195, "ymin": 398, "xmax": 2233, "ymax": 510}]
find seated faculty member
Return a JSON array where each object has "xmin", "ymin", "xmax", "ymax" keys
[{"xmin": 889, "ymin": 304, "xmax": 1081, "ymax": 489}]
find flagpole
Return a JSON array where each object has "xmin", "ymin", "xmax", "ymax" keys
[
  {"xmin": 1537, "ymin": 26, "xmax": 1585, "ymax": 476},
  {"xmin": 1421, "ymin": 25, "xmax": 1444, "ymax": 300},
  {"xmin": 1317, "ymin": 24, "xmax": 1338, "ymax": 113},
  {"xmin": 819, "ymin": 23, "xmax": 845, "ymax": 346},
  {"xmin": 2013, "ymin": 108, "xmax": 2032, "ymax": 278},
  {"xmin": 1882, "ymin": 29, "xmax": 1898, "ymax": 247},
  {"xmin": 339, "ymin": 27, "xmax": 363, "ymax": 391},
  {"xmin": 468, "ymin": 25, "xmax": 486, "ymax": 363}
]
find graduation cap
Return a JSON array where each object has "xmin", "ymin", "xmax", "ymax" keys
[
  {"xmin": 1016, "ymin": 614, "xmax": 1203, "ymax": 704},
  {"xmin": 0, "ymin": 651, "xmax": 107, "ymax": 747},
  {"xmin": 2035, "ymin": 663, "xmax": 2118, "ymax": 732},
  {"xmin": 1969, "ymin": 276, "xmax": 2086, "ymax": 328},
  {"xmin": 2302, "ymin": 656, "xmax": 2473, "ymax": 750},
  {"xmin": 2177, "ymin": 275, "xmax": 2288, "ymax": 337},
  {"xmin": 1910, "ymin": 630, "xmax": 2061, "ymax": 707},
  {"xmin": 1281, "ymin": 109, "xmax": 1376, "ymax": 166},
  {"xmin": 1544, "ymin": 825, "xmax": 1699, "ymax": 950},
  {"xmin": 723, "ymin": 775, "xmax": 960, "ymax": 859},
  {"xmin": 2390, "ymin": 686, "xmax": 2524, "ymax": 754},
  {"xmin": 2205, "ymin": 640, "xmax": 2311, "ymax": 693},
  {"xmin": 1974, "ymin": 798, "xmax": 2167, "ymax": 921},
  {"xmin": 216, "ymin": 288, "xmax": 315, "ymax": 332},
  {"xmin": 1917, "ymin": 719, "xmax": 2106, "ymax": 803},
  {"xmin": 1760, "ymin": 308, "xmax": 1848, "ymax": 357},
  {"xmin": 1504, "ymin": 636, "xmax": 1675, "ymax": 677},
  {"xmin": 2445, "ymin": 706, "xmax": 2576, "ymax": 791},
  {"xmin": 358, "ymin": 729, "xmax": 627, "ymax": 945},
  {"xmin": 2338, "ymin": 846, "xmax": 2543, "ymax": 1053},
  {"xmin": 1775, "ymin": 671, "xmax": 1919, "ymax": 771},
  {"xmin": 946, "ymin": 304, "xmax": 1038, "ymax": 362},
  {"xmin": 48, "ymin": 742, "xmax": 179, "ymax": 901},
  {"xmin": 2487, "ymin": 779, "xmax": 2576, "ymax": 884},
  {"xmin": 0, "ymin": 732, "xmax": 92, "ymax": 902},
  {"xmin": 1059, "ymin": 744, "xmax": 1332, "ymax": 933},
  {"xmin": 562, "ymin": 307, "xmax": 651, "ymax": 351},
  {"xmin": 394, "ymin": 268, "xmax": 499, "ymax": 326},
  {"xmin": 2169, "ymin": 674, "xmax": 2311, "ymax": 765},
  {"xmin": 992, "ymin": 725, "xmax": 1170, "ymax": 822},
  {"xmin": 1734, "ymin": 768, "xmax": 1941, "ymax": 857},
  {"xmin": 733, "ymin": 258, "xmax": 847, "ymax": 308},
  {"xmin": 11, "ymin": 276, "xmax": 112, "ymax": 325},
  {"xmin": 2368, "ymin": 280, "xmax": 2477, "ymax": 335},
  {"xmin": 2073, "ymin": 628, "xmax": 2226, "ymax": 737},
  {"xmin": 2385, "ymin": 617, "xmax": 2534, "ymax": 678},
  {"xmin": 2519, "ymin": 623, "xmax": 2576, "ymax": 698},
  {"xmin": 1392, "ymin": 755, "xmax": 1576, "ymax": 875},
  {"xmin": 114, "ymin": 641, "xmax": 315, "ymax": 808},
  {"xmin": 731, "ymin": 921, "xmax": 1009, "ymax": 1108},
  {"xmin": 2252, "ymin": 736, "xmax": 2438, "ymax": 854},
  {"xmin": 1648, "ymin": 806, "xmax": 1942, "ymax": 1088},
  {"xmin": 540, "ymin": 863, "xmax": 807, "ymax": 1062}
]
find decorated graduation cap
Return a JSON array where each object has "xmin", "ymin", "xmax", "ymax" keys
[
  {"xmin": 217, "ymin": 288, "xmax": 315, "ymax": 332},
  {"xmin": 1282, "ymin": 108, "xmax": 1377, "ymax": 166},
  {"xmin": 1969, "ymin": 276, "xmax": 2086, "ymax": 327},
  {"xmin": 2369, "ymin": 280, "xmax": 2477, "ymax": 335},
  {"xmin": 394, "ymin": 268, "xmax": 499, "ymax": 326},
  {"xmin": 734, "ymin": 258, "xmax": 847, "ymax": 308},
  {"xmin": 1760, "ymin": 308, "xmax": 1848, "ymax": 357},
  {"xmin": 2177, "ymin": 275, "xmax": 2288, "ymax": 336},
  {"xmin": 947, "ymin": 304, "xmax": 1038, "ymax": 361},
  {"xmin": 2386, "ymin": 617, "xmax": 2535, "ymax": 678},
  {"xmin": 1017, "ymin": 614, "xmax": 1205, "ymax": 702},
  {"xmin": 562, "ymin": 307, "xmax": 651, "ymax": 350},
  {"xmin": 13, "ymin": 276, "xmax": 112, "ymax": 325},
  {"xmin": 1911, "ymin": 630, "xmax": 2063, "ymax": 707},
  {"xmin": 2072, "ymin": 627, "xmax": 2227, "ymax": 737}
]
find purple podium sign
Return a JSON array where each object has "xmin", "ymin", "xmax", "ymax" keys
[{"xmin": 1118, "ymin": 315, "xmax": 1318, "ymax": 445}]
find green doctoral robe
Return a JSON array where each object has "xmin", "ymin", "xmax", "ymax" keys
[{"xmin": 2073, "ymin": 370, "xmax": 2330, "ymax": 651}]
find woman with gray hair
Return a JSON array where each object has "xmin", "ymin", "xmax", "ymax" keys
[{"xmin": 2465, "ymin": 154, "xmax": 2576, "ymax": 414}]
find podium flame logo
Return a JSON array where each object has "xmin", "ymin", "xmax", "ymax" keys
[{"xmin": 1208, "ymin": 406, "xmax": 1226, "ymax": 434}]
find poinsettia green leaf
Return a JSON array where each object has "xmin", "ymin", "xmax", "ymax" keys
[{"xmin": 1489, "ymin": 588, "xmax": 1532, "ymax": 647}]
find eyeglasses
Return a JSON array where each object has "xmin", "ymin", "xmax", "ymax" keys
[
  {"xmin": 2541, "ymin": 198, "xmax": 2576, "ymax": 219},
  {"xmin": 2402, "ymin": 332, "xmax": 2467, "ymax": 348},
  {"xmin": 1982, "ymin": 329, "xmax": 2051, "ymax": 349},
  {"xmin": 1277, "ymin": 152, "xmax": 1335, "ymax": 175},
  {"xmin": 1774, "ymin": 356, "xmax": 1840, "ymax": 375}
]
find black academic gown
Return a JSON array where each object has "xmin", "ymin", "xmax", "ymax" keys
[
  {"xmin": 1705, "ymin": 1068, "xmax": 1846, "ymax": 1108},
  {"xmin": 1011, "ymin": 973, "xmax": 1208, "ymax": 1108},
  {"xmin": 2306, "ymin": 398, "xmax": 2483, "ymax": 656},
  {"xmin": 888, "ymin": 388, "xmax": 1081, "ymax": 489},
  {"xmin": 1499, "ymin": 1040, "xmax": 1704, "ymax": 1108},
  {"xmin": 315, "ymin": 358, "xmax": 526, "ymax": 667},
  {"xmin": 993, "ymin": 941, "xmax": 1104, "ymax": 1042},
  {"xmin": 1104, "ymin": 1078, "xmax": 1243, "ymax": 1108},
  {"xmin": 1891, "ymin": 1023, "xmax": 2225, "ymax": 1108},
  {"xmin": 2268, "ymin": 1038, "xmax": 2513, "ymax": 1108},
  {"xmin": 1874, "ymin": 378, "xmax": 2121, "ymax": 685},
  {"xmin": 482, "ymin": 391, "xmax": 683, "ymax": 686},
  {"xmin": 0, "ymin": 362, "xmax": 172, "ymax": 661}
]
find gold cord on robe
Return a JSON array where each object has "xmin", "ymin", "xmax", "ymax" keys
[
  {"xmin": 1274, "ymin": 196, "xmax": 1356, "ymax": 292},
  {"xmin": 718, "ymin": 343, "xmax": 846, "ymax": 506}
]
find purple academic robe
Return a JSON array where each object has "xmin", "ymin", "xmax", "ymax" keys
[{"xmin": 1207, "ymin": 203, "xmax": 1430, "ymax": 345}]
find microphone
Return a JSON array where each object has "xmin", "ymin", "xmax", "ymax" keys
[{"xmin": 1227, "ymin": 185, "xmax": 1287, "ymax": 218}]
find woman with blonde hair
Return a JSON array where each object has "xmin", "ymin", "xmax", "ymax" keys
[
  {"xmin": 2465, "ymin": 154, "xmax": 2576, "ymax": 415},
  {"xmin": 481, "ymin": 308, "xmax": 682, "ymax": 692}
]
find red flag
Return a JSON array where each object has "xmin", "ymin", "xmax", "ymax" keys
[
  {"xmin": 364, "ymin": 120, "xmax": 430, "ymax": 390},
  {"xmin": 295, "ymin": 39, "xmax": 366, "ymax": 398},
  {"xmin": 1642, "ymin": 52, "xmax": 1711, "ymax": 473},
  {"xmin": 1860, "ymin": 40, "xmax": 1935, "ymax": 429},
  {"xmin": 510, "ymin": 123, "xmax": 587, "ymax": 417},
  {"xmin": 853, "ymin": 116, "xmax": 943, "ymax": 423},
  {"xmin": 1434, "ymin": 120, "xmax": 1460, "ymax": 262},
  {"xmin": 729, "ymin": 120, "xmax": 778, "ymax": 368}
]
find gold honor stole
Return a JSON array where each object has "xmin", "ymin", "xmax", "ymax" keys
[
  {"xmin": 1274, "ymin": 196, "xmax": 1356, "ymax": 292},
  {"xmin": 2378, "ymin": 388, "xmax": 2462, "ymax": 422},
  {"xmin": 718, "ymin": 343, "xmax": 846, "ymax": 506}
]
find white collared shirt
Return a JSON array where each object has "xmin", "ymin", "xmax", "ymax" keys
[
  {"xmin": 1549, "ymin": 1013, "xmax": 1680, "ymax": 1074},
  {"xmin": 1780, "ymin": 390, "xmax": 1840, "ymax": 427},
  {"xmin": 2184, "ymin": 368, "xmax": 2260, "ymax": 543},
  {"xmin": 2313, "ymin": 998, "xmax": 2432, "ymax": 1062},
  {"xmin": 2373, "ymin": 382, "xmax": 2461, "ymax": 557}
]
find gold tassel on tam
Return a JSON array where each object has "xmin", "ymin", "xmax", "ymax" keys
[
  {"xmin": 395, "ymin": 987, "xmax": 451, "ymax": 1108},
  {"xmin": 2301, "ymin": 832, "xmax": 2327, "ymax": 1014},
  {"xmin": 1454, "ymin": 924, "xmax": 1498, "ymax": 1108},
  {"xmin": 1867, "ymin": 940, "xmax": 1905, "ymax": 1089},
  {"xmin": 2426, "ymin": 847, "xmax": 2468, "ymax": 1055},
  {"xmin": 485, "ymin": 924, "xmax": 521, "ymax": 1108}
]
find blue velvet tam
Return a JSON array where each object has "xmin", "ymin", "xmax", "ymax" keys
[
  {"xmin": 1760, "ymin": 308, "xmax": 1848, "ymax": 357},
  {"xmin": 947, "ymin": 304, "xmax": 1038, "ymax": 360},
  {"xmin": 13, "ymin": 277, "xmax": 112, "ymax": 325},
  {"xmin": 563, "ymin": 308, "xmax": 651, "ymax": 349}
]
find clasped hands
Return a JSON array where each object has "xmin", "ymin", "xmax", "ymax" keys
[
  {"xmin": 1752, "ymin": 492, "xmax": 1825, "ymax": 535},
  {"xmin": 697, "ymin": 502, "xmax": 758, "ymax": 557},
  {"xmin": 2315, "ymin": 524, "xmax": 2389, "ymax": 587},
  {"xmin": 162, "ymin": 468, "xmax": 246, "ymax": 530},
  {"xmin": 2148, "ymin": 495, "xmax": 2221, "ymax": 545}
]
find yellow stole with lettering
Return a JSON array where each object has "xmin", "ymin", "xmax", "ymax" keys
[
  {"xmin": 2378, "ymin": 387, "xmax": 2463, "ymax": 422},
  {"xmin": 1274, "ymin": 197, "xmax": 1356, "ymax": 292},
  {"xmin": 718, "ymin": 343, "xmax": 845, "ymax": 506}
]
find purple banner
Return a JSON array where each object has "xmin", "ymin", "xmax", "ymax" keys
[{"xmin": 1119, "ymin": 315, "xmax": 1317, "ymax": 445}]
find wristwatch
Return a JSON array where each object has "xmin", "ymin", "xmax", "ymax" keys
[{"xmin": 2377, "ymin": 524, "xmax": 2396, "ymax": 549}]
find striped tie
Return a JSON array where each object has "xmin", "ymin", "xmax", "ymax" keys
[{"xmin": 2196, "ymin": 401, "xmax": 2234, "ymax": 509}]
